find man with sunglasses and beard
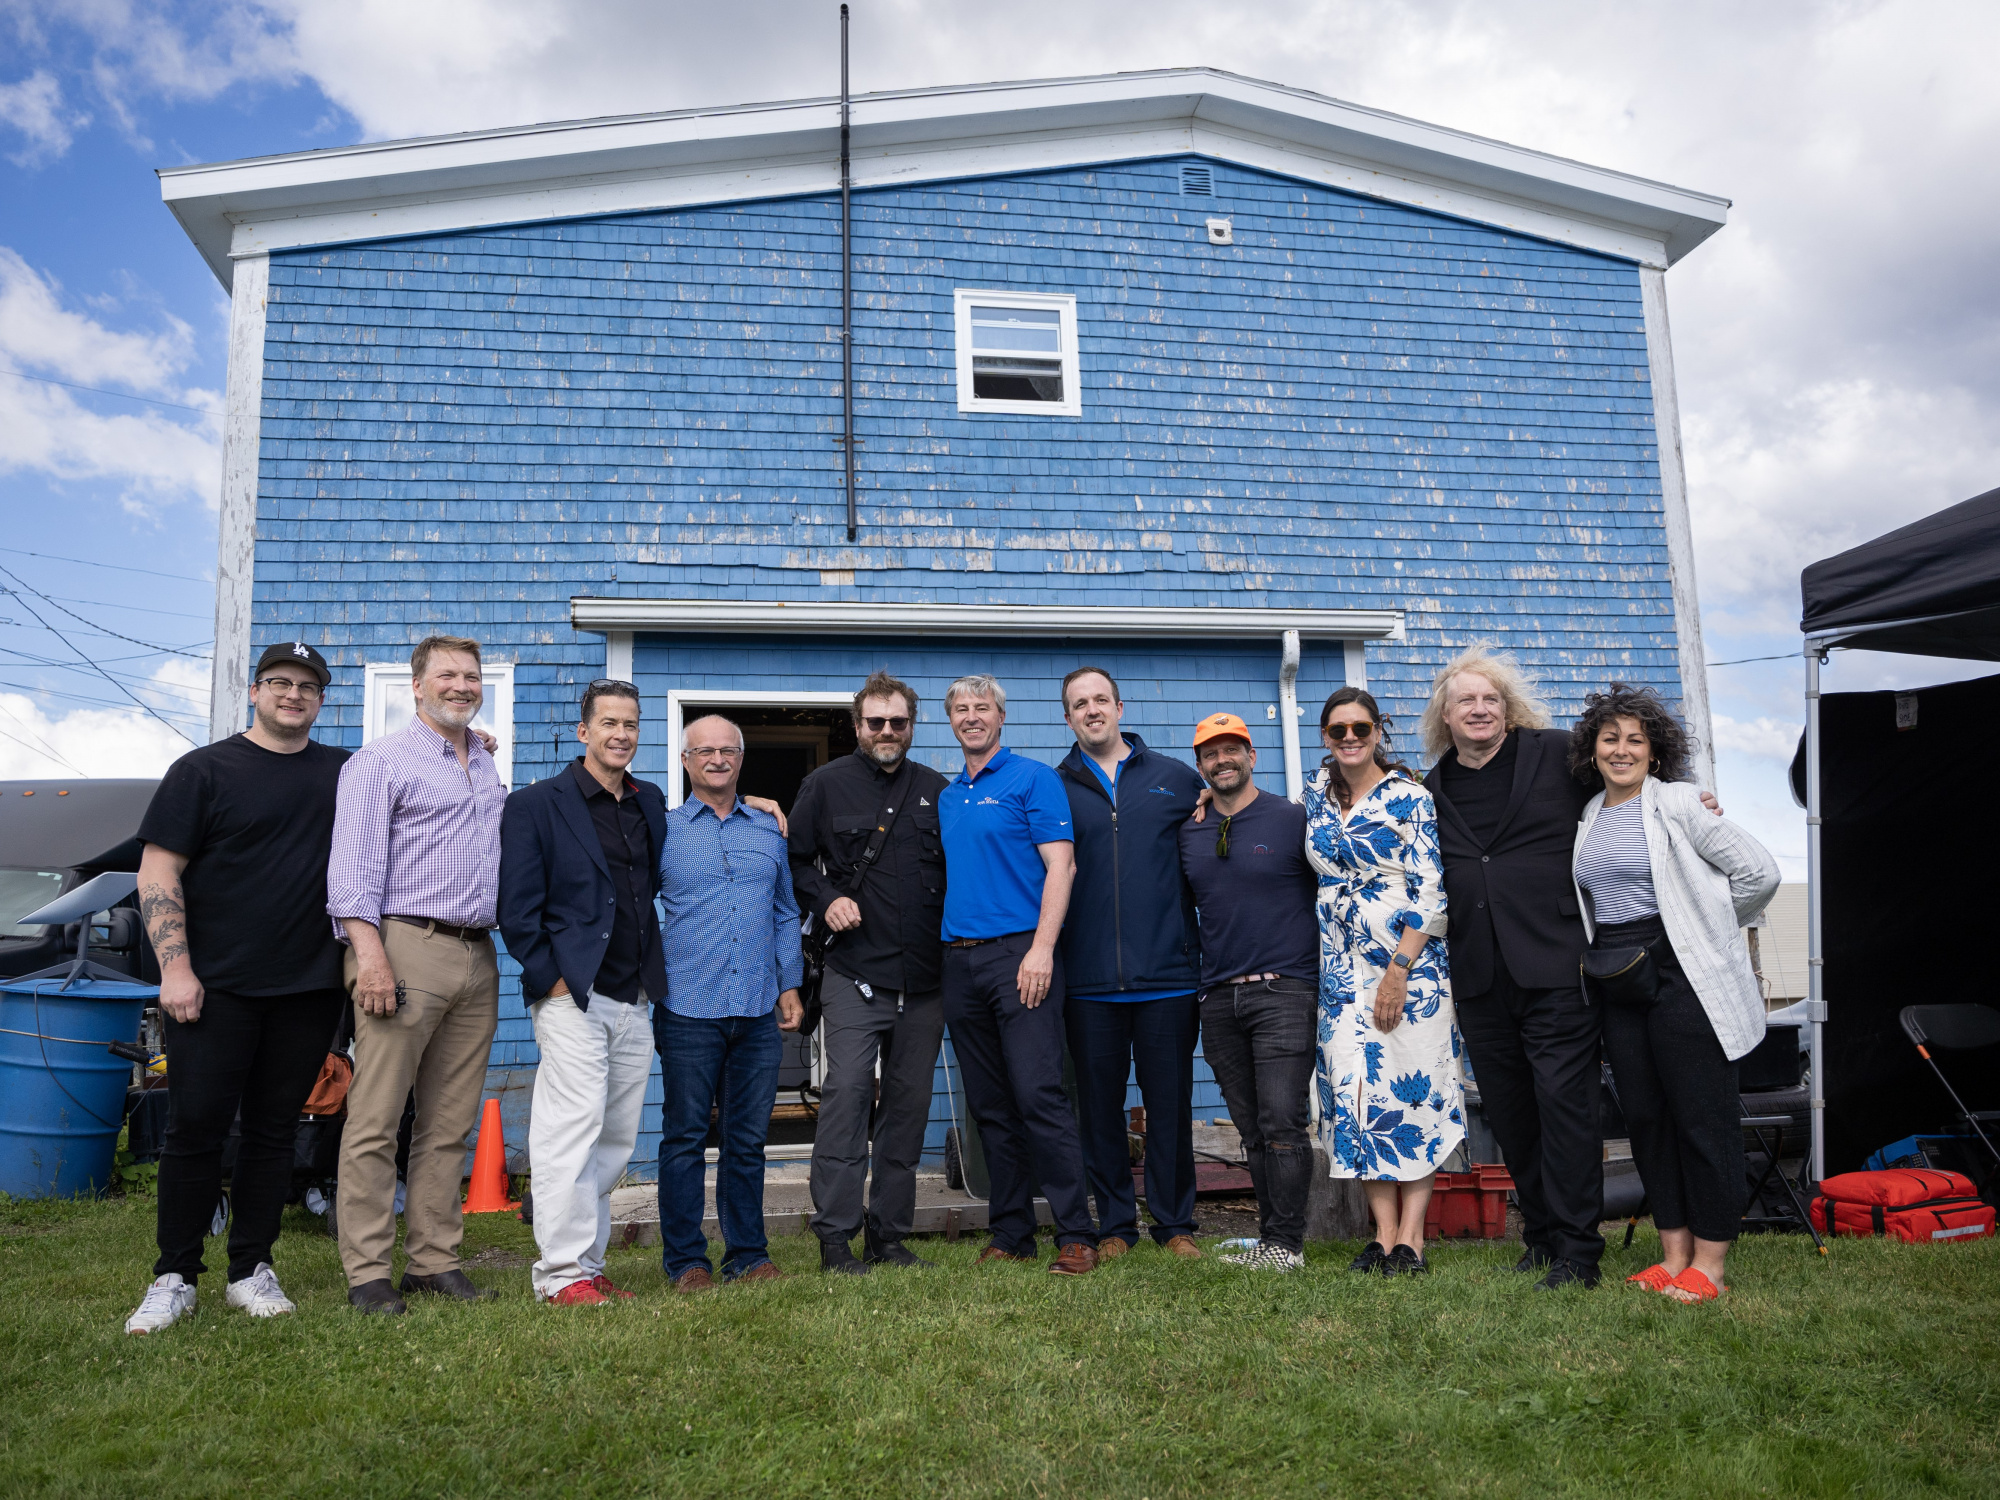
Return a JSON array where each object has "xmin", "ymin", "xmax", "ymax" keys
[
  {"xmin": 1176, "ymin": 713, "xmax": 1320, "ymax": 1270},
  {"xmin": 788, "ymin": 671, "xmax": 949, "ymax": 1275}
]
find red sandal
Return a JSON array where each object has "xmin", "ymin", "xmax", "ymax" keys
[
  {"xmin": 1625, "ymin": 1263, "xmax": 1675, "ymax": 1292},
  {"xmin": 1665, "ymin": 1267, "xmax": 1723, "ymax": 1302}
]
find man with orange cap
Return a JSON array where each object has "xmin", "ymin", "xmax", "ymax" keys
[{"xmin": 1176, "ymin": 712, "xmax": 1320, "ymax": 1272}]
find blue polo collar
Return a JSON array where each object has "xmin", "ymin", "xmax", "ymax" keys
[{"xmin": 955, "ymin": 743, "xmax": 1014, "ymax": 786}]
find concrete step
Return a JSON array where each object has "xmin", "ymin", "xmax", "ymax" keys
[{"xmin": 606, "ymin": 1166, "xmax": 1024, "ymax": 1248}]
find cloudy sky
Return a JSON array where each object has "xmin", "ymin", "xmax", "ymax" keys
[{"xmin": 2, "ymin": 0, "xmax": 1996, "ymax": 872}]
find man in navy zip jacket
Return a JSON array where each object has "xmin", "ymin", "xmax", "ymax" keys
[{"xmin": 1055, "ymin": 668, "xmax": 1207, "ymax": 1260}]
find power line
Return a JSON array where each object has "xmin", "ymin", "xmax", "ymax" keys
[
  {"xmin": 40, "ymin": 593, "xmax": 213, "ymax": 621},
  {"xmin": 0, "ymin": 577, "xmax": 212, "ymax": 659},
  {"xmin": 0, "ymin": 545, "xmax": 209, "ymax": 583},
  {"xmin": 0, "ymin": 365, "xmax": 217, "ymax": 416},
  {"xmin": 0, "ymin": 697, "xmax": 83, "ymax": 774},
  {"xmin": 0, "ymin": 720, "xmax": 85, "ymax": 774},
  {"xmin": 1708, "ymin": 653, "xmax": 1799, "ymax": 667},
  {"xmin": 0, "ymin": 564, "xmax": 195, "ymax": 746},
  {"xmin": 0, "ymin": 680, "xmax": 207, "ymax": 718}
]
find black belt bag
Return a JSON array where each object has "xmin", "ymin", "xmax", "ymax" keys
[{"xmin": 1580, "ymin": 944, "xmax": 1661, "ymax": 1008}]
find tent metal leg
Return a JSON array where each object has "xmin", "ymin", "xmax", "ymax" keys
[{"xmin": 1805, "ymin": 647, "xmax": 1827, "ymax": 1183}]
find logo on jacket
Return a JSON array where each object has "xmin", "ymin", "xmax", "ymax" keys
[
  {"xmin": 919, "ymin": 797, "xmax": 931, "ymax": 807},
  {"xmin": 1147, "ymin": 786, "xmax": 1173, "ymax": 794}
]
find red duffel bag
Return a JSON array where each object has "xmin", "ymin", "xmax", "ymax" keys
[{"xmin": 1809, "ymin": 1168, "xmax": 1995, "ymax": 1244}]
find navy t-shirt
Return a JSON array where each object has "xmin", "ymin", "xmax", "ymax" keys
[{"xmin": 1176, "ymin": 790, "xmax": 1318, "ymax": 988}]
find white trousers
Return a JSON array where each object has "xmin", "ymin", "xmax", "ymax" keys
[{"xmin": 527, "ymin": 991, "xmax": 655, "ymax": 1297}]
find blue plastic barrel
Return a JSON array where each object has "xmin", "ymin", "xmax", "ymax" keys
[{"xmin": 0, "ymin": 975, "xmax": 153, "ymax": 1198}]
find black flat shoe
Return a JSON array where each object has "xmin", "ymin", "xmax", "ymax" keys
[
  {"xmin": 1383, "ymin": 1244, "xmax": 1429, "ymax": 1277},
  {"xmin": 1514, "ymin": 1246, "xmax": 1553, "ymax": 1274},
  {"xmin": 348, "ymin": 1278, "xmax": 407, "ymax": 1316},
  {"xmin": 398, "ymin": 1269, "xmax": 497, "ymax": 1302},
  {"xmin": 1533, "ymin": 1259, "xmax": 1601, "ymax": 1291},
  {"xmin": 1348, "ymin": 1241, "xmax": 1388, "ymax": 1274},
  {"xmin": 819, "ymin": 1239, "xmax": 870, "ymax": 1276},
  {"xmin": 864, "ymin": 1239, "xmax": 933, "ymax": 1269}
]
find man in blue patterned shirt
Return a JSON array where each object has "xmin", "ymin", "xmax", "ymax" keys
[{"xmin": 654, "ymin": 714, "xmax": 804, "ymax": 1289}]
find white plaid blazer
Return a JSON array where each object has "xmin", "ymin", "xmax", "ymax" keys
[{"xmin": 1573, "ymin": 777, "xmax": 1781, "ymax": 1061}]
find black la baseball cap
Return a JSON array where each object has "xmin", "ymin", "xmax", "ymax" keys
[{"xmin": 254, "ymin": 640, "xmax": 332, "ymax": 687}]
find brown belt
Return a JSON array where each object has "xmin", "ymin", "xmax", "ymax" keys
[
  {"xmin": 948, "ymin": 937, "xmax": 996, "ymax": 949},
  {"xmin": 386, "ymin": 915, "xmax": 493, "ymax": 942}
]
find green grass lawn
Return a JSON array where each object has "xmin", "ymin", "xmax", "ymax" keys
[{"xmin": 5, "ymin": 1194, "xmax": 1996, "ymax": 1499}]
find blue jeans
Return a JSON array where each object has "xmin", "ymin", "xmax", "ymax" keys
[
  {"xmin": 654, "ymin": 1007, "xmax": 781, "ymax": 1280},
  {"xmin": 1065, "ymin": 992, "xmax": 1198, "ymax": 1244}
]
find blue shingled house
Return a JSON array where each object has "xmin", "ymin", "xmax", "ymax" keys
[{"xmin": 161, "ymin": 68, "xmax": 1728, "ymax": 1176}]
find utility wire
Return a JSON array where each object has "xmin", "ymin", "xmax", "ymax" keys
[
  {"xmin": 0, "ymin": 681, "xmax": 206, "ymax": 719},
  {"xmin": 0, "ymin": 697, "xmax": 83, "ymax": 774},
  {"xmin": 0, "ymin": 545, "xmax": 209, "ymax": 583},
  {"xmin": 39, "ymin": 593, "xmax": 213, "ymax": 621},
  {"xmin": 0, "ymin": 575, "xmax": 211, "ymax": 659},
  {"xmin": 0, "ymin": 365, "xmax": 216, "ymax": 415},
  {"xmin": 0, "ymin": 720, "xmax": 84, "ymax": 774},
  {"xmin": 1708, "ymin": 653, "xmax": 1799, "ymax": 667},
  {"xmin": 0, "ymin": 565, "xmax": 195, "ymax": 746}
]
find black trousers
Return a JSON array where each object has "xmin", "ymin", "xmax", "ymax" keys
[
  {"xmin": 1199, "ymin": 977, "xmax": 1316, "ymax": 1253},
  {"xmin": 942, "ymin": 932, "xmax": 1092, "ymax": 1253},
  {"xmin": 1455, "ymin": 961, "xmax": 1605, "ymax": 1268},
  {"xmin": 1596, "ymin": 917, "xmax": 1744, "ymax": 1243},
  {"xmin": 1066, "ymin": 991, "xmax": 1199, "ymax": 1244},
  {"xmin": 808, "ymin": 970, "xmax": 946, "ymax": 1245},
  {"xmin": 156, "ymin": 987, "xmax": 345, "ymax": 1283}
]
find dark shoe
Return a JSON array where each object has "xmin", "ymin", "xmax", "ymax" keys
[
  {"xmin": 864, "ymin": 1222, "xmax": 932, "ymax": 1268},
  {"xmin": 1534, "ymin": 1259, "xmax": 1601, "ymax": 1291},
  {"xmin": 820, "ymin": 1239, "xmax": 871, "ymax": 1276},
  {"xmin": 671, "ymin": 1266, "xmax": 715, "ymax": 1293},
  {"xmin": 1348, "ymin": 1241, "xmax": 1389, "ymax": 1274},
  {"xmin": 729, "ymin": 1261, "xmax": 782, "ymax": 1284},
  {"xmin": 1383, "ymin": 1244, "xmax": 1429, "ymax": 1277},
  {"xmin": 1048, "ymin": 1243, "xmax": 1099, "ymax": 1277},
  {"xmin": 977, "ymin": 1245, "xmax": 1037, "ymax": 1264},
  {"xmin": 348, "ymin": 1279, "xmax": 407, "ymax": 1316},
  {"xmin": 398, "ymin": 1269, "xmax": 497, "ymax": 1302},
  {"xmin": 1514, "ymin": 1245, "xmax": 1554, "ymax": 1274}
]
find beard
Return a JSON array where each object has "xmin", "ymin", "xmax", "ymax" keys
[
  {"xmin": 422, "ymin": 694, "xmax": 480, "ymax": 731},
  {"xmin": 865, "ymin": 739, "xmax": 907, "ymax": 767}
]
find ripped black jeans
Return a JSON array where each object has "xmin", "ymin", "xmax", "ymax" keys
[{"xmin": 1199, "ymin": 977, "xmax": 1317, "ymax": 1252}]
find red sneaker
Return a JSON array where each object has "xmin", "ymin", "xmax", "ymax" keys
[
  {"xmin": 547, "ymin": 1280, "xmax": 610, "ymax": 1306},
  {"xmin": 591, "ymin": 1275, "xmax": 635, "ymax": 1301}
]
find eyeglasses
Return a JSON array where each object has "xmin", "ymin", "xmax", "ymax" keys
[
  {"xmin": 1215, "ymin": 814, "xmax": 1233, "ymax": 860},
  {"xmin": 684, "ymin": 745, "xmax": 744, "ymax": 761},
  {"xmin": 588, "ymin": 678, "xmax": 640, "ymax": 696},
  {"xmin": 862, "ymin": 716, "xmax": 911, "ymax": 733},
  {"xmin": 255, "ymin": 676, "xmax": 323, "ymax": 699},
  {"xmin": 1323, "ymin": 722, "xmax": 1375, "ymax": 742}
]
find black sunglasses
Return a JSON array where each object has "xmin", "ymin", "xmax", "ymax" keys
[
  {"xmin": 862, "ymin": 715, "xmax": 911, "ymax": 732},
  {"xmin": 1215, "ymin": 813, "xmax": 1233, "ymax": 860},
  {"xmin": 588, "ymin": 678, "xmax": 640, "ymax": 696},
  {"xmin": 1324, "ymin": 721, "xmax": 1376, "ymax": 742}
]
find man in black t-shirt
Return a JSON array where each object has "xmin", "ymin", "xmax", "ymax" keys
[
  {"xmin": 125, "ymin": 641, "xmax": 348, "ymax": 1334},
  {"xmin": 1176, "ymin": 713, "xmax": 1320, "ymax": 1273}
]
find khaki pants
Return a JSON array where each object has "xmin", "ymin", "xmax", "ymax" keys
[{"xmin": 336, "ymin": 921, "xmax": 499, "ymax": 1286}]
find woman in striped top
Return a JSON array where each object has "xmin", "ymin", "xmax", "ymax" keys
[{"xmin": 1569, "ymin": 685, "xmax": 1779, "ymax": 1303}]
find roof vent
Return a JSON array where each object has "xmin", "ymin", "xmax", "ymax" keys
[{"xmin": 1179, "ymin": 163, "xmax": 1213, "ymax": 197}]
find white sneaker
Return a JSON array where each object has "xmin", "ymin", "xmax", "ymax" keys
[
  {"xmin": 225, "ymin": 1262, "xmax": 296, "ymax": 1317},
  {"xmin": 1242, "ymin": 1242, "xmax": 1305, "ymax": 1272},
  {"xmin": 125, "ymin": 1274, "xmax": 197, "ymax": 1334}
]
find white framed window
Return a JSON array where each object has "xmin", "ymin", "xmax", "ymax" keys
[
  {"xmin": 363, "ymin": 661, "xmax": 516, "ymax": 787},
  {"xmin": 954, "ymin": 288, "xmax": 1081, "ymax": 416}
]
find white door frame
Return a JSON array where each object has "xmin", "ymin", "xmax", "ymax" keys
[{"xmin": 660, "ymin": 687, "xmax": 854, "ymax": 809}]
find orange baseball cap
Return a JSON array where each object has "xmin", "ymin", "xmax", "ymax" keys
[{"xmin": 1192, "ymin": 712, "xmax": 1254, "ymax": 748}]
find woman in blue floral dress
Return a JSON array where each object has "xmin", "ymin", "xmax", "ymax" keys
[{"xmin": 1304, "ymin": 687, "xmax": 1464, "ymax": 1275}]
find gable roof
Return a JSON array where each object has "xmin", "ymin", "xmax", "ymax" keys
[{"xmin": 159, "ymin": 66, "xmax": 1728, "ymax": 289}]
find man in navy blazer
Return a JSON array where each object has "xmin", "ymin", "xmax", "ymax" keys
[{"xmin": 499, "ymin": 679, "xmax": 667, "ymax": 1305}]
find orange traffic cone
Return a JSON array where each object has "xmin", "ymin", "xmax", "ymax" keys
[{"xmin": 463, "ymin": 1097, "xmax": 520, "ymax": 1213}]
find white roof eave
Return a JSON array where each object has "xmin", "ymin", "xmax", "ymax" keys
[{"xmin": 159, "ymin": 67, "xmax": 1728, "ymax": 288}]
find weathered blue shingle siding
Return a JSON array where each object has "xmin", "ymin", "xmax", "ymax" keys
[{"xmin": 252, "ymin": 154, "xmax": 1682, "ymax": 1169}]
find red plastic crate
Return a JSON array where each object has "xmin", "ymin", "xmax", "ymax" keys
[{"xmin": 1422, "ymin": 1165, "xmax": 1514, "ymax": 1239}]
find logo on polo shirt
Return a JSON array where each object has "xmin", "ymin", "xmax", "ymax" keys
[{"xmin": 978, "ymin": 797, "xmax": 1001, "ymax": 806}]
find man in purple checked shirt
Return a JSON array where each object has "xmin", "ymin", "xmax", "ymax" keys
[{"xmin": 327, "ymin": 634, "xmax": 508, "ymax": 1316}]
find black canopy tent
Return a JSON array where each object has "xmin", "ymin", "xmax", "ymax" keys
[{"xmin": 1797, "ymin": 485, "xmax": 2000, "ymax": 1176}]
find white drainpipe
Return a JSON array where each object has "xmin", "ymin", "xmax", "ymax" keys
[{"xmin": 1279, "ymin": 629, "xmax": 1303, "ymax": 800}]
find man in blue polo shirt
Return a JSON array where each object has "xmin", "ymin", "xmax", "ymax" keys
[{"xmin": 936, "ymin": 674, "xmax": 1095, "ymax": 1276}]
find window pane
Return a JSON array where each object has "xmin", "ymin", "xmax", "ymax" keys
[
  {"xmin": 972, "ymin": 357, "xmax": 1064, "ymax": 402},
  {"xmin": 0, "ymin": 869, "xmax": 66, "ymax": 939},
  {"xmin": 971, "ymin": 305, "xmax": 1061, "ymax": 354}
]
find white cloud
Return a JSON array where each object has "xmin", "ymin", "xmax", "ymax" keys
[
  {"xmin": 1710, "ymin": 713, "xmax": 1801, "ymax": 763},
  {"xmin": 0, "ymin": 658, "xmax": 208, "ymax": 779},
  {"xmin": 0, "ymin": 246, "xmax": 220, "ymax": 506},
  {"xmin": 0, "ymin": 68, "xmax": 82, "ymax": 163}
]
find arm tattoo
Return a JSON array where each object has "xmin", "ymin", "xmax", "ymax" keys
[{"xmin": 139, "ymin": 882, "xmax": 190, "ymax": 967}]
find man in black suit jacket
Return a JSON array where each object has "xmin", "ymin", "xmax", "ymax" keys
[{"xmin": 499, "ymin": 680, "xmax": 668, "ymax": 1306}]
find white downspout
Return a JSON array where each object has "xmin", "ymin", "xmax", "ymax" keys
[{"xmin": 1279, "ymin": 629, "xmax": 1302, "ymax": 801}]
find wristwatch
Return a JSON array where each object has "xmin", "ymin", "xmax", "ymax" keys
[{"xmin": 1390, "ymin": 953, "xmax": 1416, "ymax": 972}]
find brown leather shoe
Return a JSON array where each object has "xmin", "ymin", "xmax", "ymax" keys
[
  {"xmin": 1096, "ymin": 1237, "xmax": 1132, "ymax": 1261},
  {"xmin": 730, "ymin": 1261, "xmax": 783, "ymax": 1284},
  {"xmin": 1048, "ymin": 1243, "xmax": 1099, "ymax": 1276},
  {"xmin": 671, "ymin": 1265, "xmax": 715, "ymax": 1293},
  {"xmin": 1163, "ymin": 1235, "xmax": 1203, "ymax": 1259},
  {"xmin": 977, "ymin": 1245, "xmax": 1037, "ymax": 1264}
]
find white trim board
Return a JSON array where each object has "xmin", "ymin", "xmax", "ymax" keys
[
  {"xmin": 362, "ymin": 662, "xmax": 517, "ymax": 788},
  {"xmin": 207, "ymin": 253, "xmax": 267, "ymax": 743},
  {"xmin": 572, "ymin": 598, "xmax": 1404, "ymax": 641},
  {"xmin": 161, "ymin": 68, "xmax": 1728, "ymax": 288},
  {"xmin": 660, "ymin": 689, "xmax": 853, "ymax": 810}
]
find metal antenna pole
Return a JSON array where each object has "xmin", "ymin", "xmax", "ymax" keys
[{"xmin": 840, "ymin": 4, "xmax": 856, "ymax": 541}]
